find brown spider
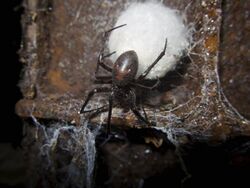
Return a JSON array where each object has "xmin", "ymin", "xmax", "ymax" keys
[{"xmin": 80, "ymin": 24, "xmax": 167, "ymax": 135}]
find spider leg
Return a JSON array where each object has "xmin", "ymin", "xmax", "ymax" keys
[
  {"xmin": 80, "ymin": 87, "xmax": 111, "ymax": 113},
  {"xmin": 129, "ymin": 90, "xmax": 152, "ymax": 126},
  {"xmin": 95, "ymin": 75, "xmax": 112, "ymax": 80},
  {"xmin": 95, "ymin": 24, "xmax": 127, "ymax": 75},
  {"xmin": 140, "ymin": 99, "xmax": 149, "ymax": 122},
  {"xmin": 131, "ymin": 108, "xmax": 151, "ymax": 126},
  {"xmin": 133, "ymin": 77, "xmax": 160, "ymax": 90},
  {"xmin": 82, "ymin": 105, "xmax": 108, "ymax": 113},
  {"xmin": 137, "ymin": 38, "xmax": 167, "ymax": 80},
  {"xmin": 95, "ymin": 51, "xmax": 115, "ymax": 74},
  {"xmin": 104, "ymin": 24, "xmax": 127, "ymax": 38},
  {"xmin": 94, "ymin": 76, "xmax": 112, "ymax": 84},
  {"xmin": 88, "ymin": 105, "xmax": 109, "ymax": 119},
  {"xmin": 95, "ymin": 75, "xmax": 112, "ymax": 84}
]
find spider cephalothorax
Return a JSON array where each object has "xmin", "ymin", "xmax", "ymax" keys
[{"xmin": 80, "ymin": 25, "xmax": 167, "ymax": 134}]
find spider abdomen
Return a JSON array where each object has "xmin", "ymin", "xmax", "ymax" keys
[{"xmin": 112, "ymin": 50, "xmax": 138, "ymax": 86}]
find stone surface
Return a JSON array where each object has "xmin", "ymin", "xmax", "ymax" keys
[{"xmin": 219, "ymin": 0, "xmax": 250, "ymax": 119}]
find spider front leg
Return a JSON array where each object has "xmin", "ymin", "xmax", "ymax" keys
[
  {"xmin": 95, "ymin": 51, "xmax": 114, "ymax": 74},
  {"xmin": 137, "ymin": 38, "xmax": 168, "ymax": 81},
  {"xmin": 80, "ymin": 87, "xmax": 111, "ymax": 113},
  {"xmin": 95, "ymin": 24, "xmax": 127, "ymax": 75}
]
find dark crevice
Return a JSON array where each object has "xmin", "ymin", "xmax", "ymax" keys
[{"xmin": 2, "ymin": 0, "xmax": 23, "ymax": 145}]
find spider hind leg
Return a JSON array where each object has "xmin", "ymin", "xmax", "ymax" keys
[{"xmin": 80, "ymin": 87, "xmax": 111, "ymax": 113}]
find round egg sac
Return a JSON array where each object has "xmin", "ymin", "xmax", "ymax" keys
[{"xmin": 108, "ymin": 1, "xmax": 192, "ymax": 79}]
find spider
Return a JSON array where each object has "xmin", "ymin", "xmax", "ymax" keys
[{"xmin": 80, "ymin": 24, "xmax": 167, "ymax": 134}]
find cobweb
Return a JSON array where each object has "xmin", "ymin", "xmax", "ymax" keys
[{"xmin": 26, "ymin": 114, "xmax": 101, "ymax": 188}]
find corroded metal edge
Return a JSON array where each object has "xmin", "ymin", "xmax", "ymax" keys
[{"xmin": 16, "ymin": 0, "xmax": 250, "ymax": 142}]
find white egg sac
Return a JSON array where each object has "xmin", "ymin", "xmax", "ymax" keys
[{"xmin": 108, "ymin": 1, "xmax": 191, "ymax": 79}]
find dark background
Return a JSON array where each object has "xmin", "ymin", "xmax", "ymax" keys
[
  {"xmin": 2, "ymin": 0, "xmax": 23, "ymax": 145},
  {"xmin": 0, "ymin": 1, "xmax": 25, "ymax": 187}
]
